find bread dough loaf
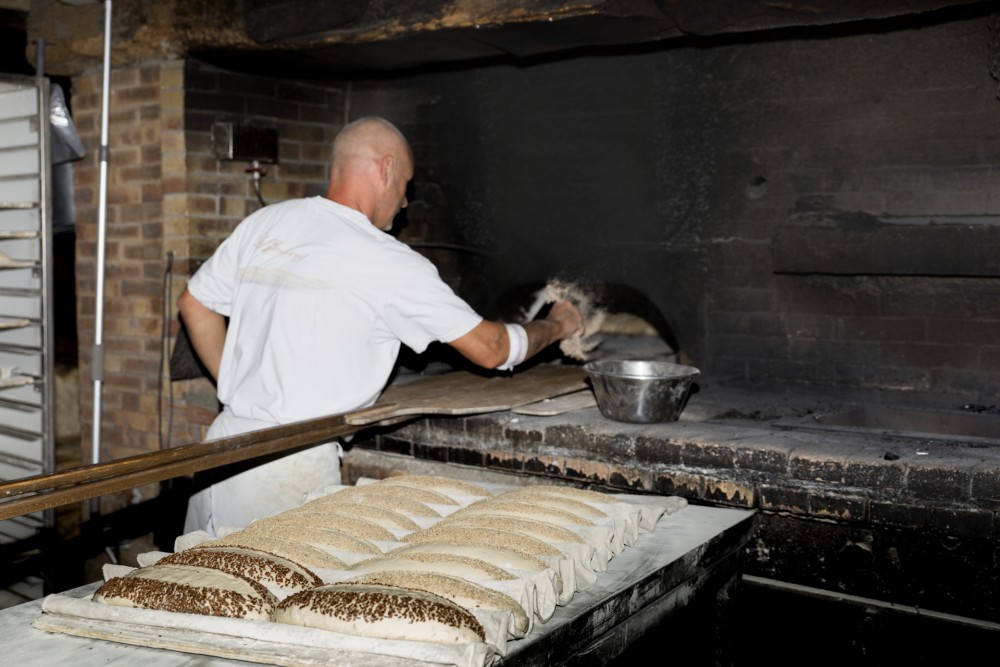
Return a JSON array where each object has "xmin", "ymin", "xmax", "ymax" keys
[
  {"xmin": 289, "ymin": 501, "xmax": 421, "ymax": 532},
  {"xmin": 93, "ymin": 563, "xmax": 276, "ymax": 620},
  {"xmin": 343, "ymin": 570, "xmax": 530, "ymax": 638},
  {"xmin": 388, "ymin": 542, "xmax": 549, "ymax": 573},
  {"xmin": 251, "ymin": 512, "xmax": 397, "ymax": 542},
  {"xmin": 306, "ymin": 491, "xmax": 440, "ymax": 518},
  {"xmin": 160, "ymin": 546, "xmax": 322, "ymax": 592},
  {"xmin": 198, "ymin": 535, "xmax": 348, "ymax": 571},
  {"xmin": 371, "ymin": 475, "xmax": 492, "ymax": 498},
  {"xmin": 438, "ymin": 515, "xmax": 584, "ymax": 545},
  {"xmin": 348, "ymin": 552, "xmax": 518, "ymax": 581},
  {"xmin": 331, "ymin": 484, "xmax": 459, "ymax": 507},
  {"xmin": 273, "ymin": 583, "xmax": 485, "ymax": 644},
  {"xmin": 234, "ymin": 523, "xmax": 381, "ymax": 554},
  {"xmin": 402, "ymin": 524, "xmax": 562, "ymax": 558},
  {"xmin": 453, "ymin": 499, "xmax": 594, "ymax": 526}
]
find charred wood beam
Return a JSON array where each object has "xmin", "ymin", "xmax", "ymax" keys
[{"xmin": 28, "ymin": 0, "xmax": 991, "ymax": 76}]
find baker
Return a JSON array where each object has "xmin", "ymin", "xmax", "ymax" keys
[{"xmin": 179, "ymin": 116, "xmax": 584, "ymax": 535}]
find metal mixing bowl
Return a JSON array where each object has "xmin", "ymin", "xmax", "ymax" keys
[{"xmin": 582, "ymin": 360, "xmax": 700, "ymax": 423}]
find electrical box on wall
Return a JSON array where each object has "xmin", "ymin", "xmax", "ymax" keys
[{"xmin": 212, "ymin": 123, "xmax": 279, "ymax": 163}]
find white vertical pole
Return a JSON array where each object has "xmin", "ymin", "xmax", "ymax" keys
[{"xmin": 90, "ymin": 0, "xmax": 112, "ymax": 466}]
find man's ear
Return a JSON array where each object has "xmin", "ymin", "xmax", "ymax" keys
[{"xmin": 380, "ymin": 154, "xmax": 394, "ymax": 185}]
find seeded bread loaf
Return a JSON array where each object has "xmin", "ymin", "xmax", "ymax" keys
[
  {"xmin": 159, "ymin": 546, "xmax": 322, "ymax": 591},
  {"xmin": 197, "ymin": 535, "xmax": 348, "ymax": 571},
  {"xmin": 93, "ymin": 563, "xmax": 276, "ymax": 620},
  {"xmin": 343, "ymin": 570, "xmax": 530, "ymax": 637},
  {"xmin": 272, "ymin": 583, "xmax": 485, "ymax": 644}
]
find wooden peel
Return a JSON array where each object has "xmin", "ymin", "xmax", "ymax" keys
[{"xmin": 0, "ymin": 364, "xmax": 589, "ymax": 521}]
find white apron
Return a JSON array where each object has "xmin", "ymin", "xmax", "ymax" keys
[{"xmin": 182, "ymin": 408, "xmax": 342, "ymax": 536}]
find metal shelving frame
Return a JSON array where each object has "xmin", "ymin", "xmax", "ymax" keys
[{"xmin": 0, "ymin": 72, "xmax": 56, "ymax": 547}]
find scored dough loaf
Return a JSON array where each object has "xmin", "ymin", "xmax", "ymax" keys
[
  {"xmin": 93, "ymin": 563, "xmax": 276, "ymax": 620},
  {"xmin": 273, "ymin": 583, "xmax": 485, "ymax": 644},
  {"xmin": 343, "ymin": 570, "xmax": 530, "ymax": 637},
  {"xmin": 159, "ymin": 546, "xmax": 322, "ymax": 591}
]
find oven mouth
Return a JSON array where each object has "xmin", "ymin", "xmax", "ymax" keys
[{"xmin": 772, "ymin": 405, "xmax": 1000, "ymax": 447}]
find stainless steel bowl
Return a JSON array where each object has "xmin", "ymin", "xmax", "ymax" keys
[{"xmin": 582, "ymin": 360, "xmax": 700, "ymax": 423}]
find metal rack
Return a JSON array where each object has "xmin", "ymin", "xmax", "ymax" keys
[{"xmin": 0, "ymin": 74, "xmax": 56, "ymax": 547}]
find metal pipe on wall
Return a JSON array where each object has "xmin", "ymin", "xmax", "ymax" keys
[
  {"xmin": 60, "ymin": 0, "xmax": 113, "ymax": 465},
  {"xmin": 91, "ymin": 0, "xmax": 112, "ymax": 466}
]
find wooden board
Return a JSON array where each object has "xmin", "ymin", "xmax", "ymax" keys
[
  {"xmin": 511, "ymin": 390, "xmax": 597, "ymax": 417},
  {"xmin": 346, "ymin": 364, "xmax": 590, "ymax": 425}
]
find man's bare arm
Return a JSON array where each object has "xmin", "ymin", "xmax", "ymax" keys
[
  {"xmin": 449, "ymin": 300, "xmax": 584, "ymax": 370},
  {"xmin": 177, "ymin": 287, "xmax": 227, "ymax": 381}
]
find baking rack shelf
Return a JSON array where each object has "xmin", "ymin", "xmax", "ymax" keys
[{"xmin": 0, "ymin": 74, "xmax": 55, "ymax": 549}]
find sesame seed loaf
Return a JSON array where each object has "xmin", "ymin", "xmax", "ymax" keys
[
  {"xmin": 234, "ymin": 524, "xmax": 381, "ymax": 554},
  {"xmin": 348, "ymin": 552, "xmax": 518, "ymax": 581},
  {"xmin": 503, "ymin": 485, "xmax": 622, "ymax": 505},
  {"xmin": 438, "ymin": 515, "xmax": 584, "ymax": 545},
  {"xmin": 402, "ymin": 525, "xmax": 563, "ymax": 558},
  {"xmin": 197, "ymin": 535, "xmax": 348, "ymax": 571},
  {"xmin": 452, "ymin": 499, "xmax": 593, "ymax": 526},
  {"xmin": 332, "ymin": 484, "xmax": 459, "ymax": 507},
  {"xmin": 93, "ymin": 563, "xmax": 277, "ymax": 620},
  {"xmin": 290, "ymin": 501, "xmax": 421, "ymax": 532},
  {"xmin": 307, "ymin": 491, "xmax": 440, "ymax": 518},
  {"xmin": 343, "ymin": 570, "xmax": 530, "ymax": 637},
  {"xmin": 159, "ymin": 546, "xmax": 322, "ymax": 592},
  {"xmin": 388, "ymin": 542, "xmax": 549, "ymax": 573},
  {"xmin": 496, "ymin": 489, "xmax": 610, "ymax": 518},
  {"xmin": 273, "ymin": 583, "xmax": 485, "ymax": 644},
  {"xmin": 253, "ymin": 512, "xmax": 397, "ymax": 542},
  {"xmin": 372, "ymin": 475, "xmax": 492, "ymax": 498}
]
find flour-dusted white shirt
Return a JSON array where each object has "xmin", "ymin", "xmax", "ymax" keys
[
  {"xmin": 188, "ymin": 195, "xmax": 484, "ymax": 427},
  {"xmin": 182, "ymin": 197, "xmax": 483, "ymax": 535}
]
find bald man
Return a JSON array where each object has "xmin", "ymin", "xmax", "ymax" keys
[{"xmin": 178, "ymin": 116, "xmax": 582, "ymax": 534}]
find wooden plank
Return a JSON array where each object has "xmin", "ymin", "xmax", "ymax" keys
[{"xmin": 349, "ymin": 364, "xmax": 589, "ymax": 424}]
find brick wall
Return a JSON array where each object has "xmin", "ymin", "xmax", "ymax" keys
[
  {"xmin": 72, "ymin": 60, "xmax": 184, "ymax": 511},
  {"xmin": 71, "ymin": 59, "xmax": 351, "ymax": 504}
]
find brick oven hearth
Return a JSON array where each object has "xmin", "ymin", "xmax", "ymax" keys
[{"xmin": 343, "ymin": 377, "xmax": 1000, "ymax": 629}]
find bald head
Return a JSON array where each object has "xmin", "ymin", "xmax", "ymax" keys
[
  {"xmin": 332, "ymin": 116, "xmax": 413, "ymax": 169},
  {"xmin": 326, "ymin": 116, "xmax": 414, "ymax": 231}
]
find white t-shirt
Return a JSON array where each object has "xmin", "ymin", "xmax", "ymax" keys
[
  {"xmin": 188, "ymin": 195, "xmax": 483, "ymax": 429},
  {"xmin": 182, "ymin": 196, "xmax": 482, "ymax": 535}
]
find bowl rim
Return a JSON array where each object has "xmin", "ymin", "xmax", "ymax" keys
[{"xmin": 582, "ymin": 359, "xmax": 701, "ymax": 380}]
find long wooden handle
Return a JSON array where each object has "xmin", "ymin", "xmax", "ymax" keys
[
  {"xmin": 0, "ymin": 404, "xmax": 397, "ymax": 500},
  {"xmin": 0, "ymin": 407, "xmax": 405, "ymax": 521}
]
